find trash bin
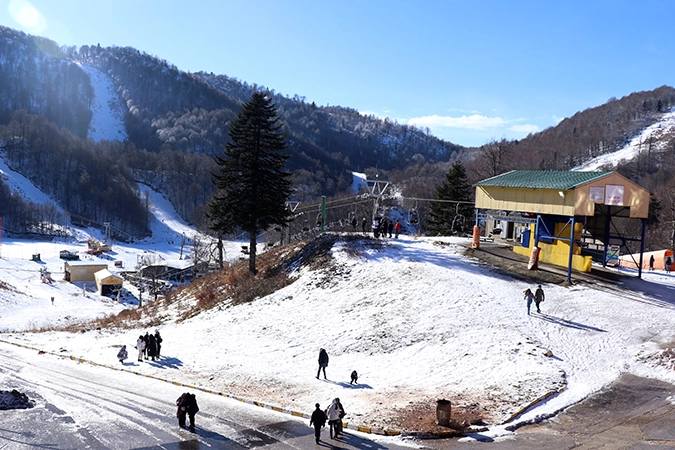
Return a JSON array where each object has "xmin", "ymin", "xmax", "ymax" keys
[{"xmin": 436, "ymin": 399, "xmax": 451, "ymax": 426}]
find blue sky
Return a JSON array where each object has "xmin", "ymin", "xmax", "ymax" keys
[{"xmin": 2, "ymin": 0, "xmax": 675, "ymax": 148}]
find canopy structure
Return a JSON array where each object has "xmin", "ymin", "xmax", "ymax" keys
[{"xmin": 474, "ymin": 170, "xmax": 651, "ymax": 281}]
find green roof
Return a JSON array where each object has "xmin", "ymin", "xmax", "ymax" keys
[{"xmin": 474, "ymin": 170, "xmax": 613, "ymax": 190}]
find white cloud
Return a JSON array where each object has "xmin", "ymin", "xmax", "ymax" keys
[
  {"xmin": 408, "ymin": 114, "xmax": 507, "ymax": 130},
  {"xmin": 509, "ymin": 124, "xmax": 540, "ymax": 134}
]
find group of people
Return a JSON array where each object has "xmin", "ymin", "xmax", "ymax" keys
[
  {"xmin": 118, "ymin": 335, "xmax": 202, "ymax": 432},
  {"xmin": 523, "ymin": 284, "xmax": 545, "ymax": 315},
  {"xmin": 648, "ymin": 254, "xmax": 673, "ymax": 273},
  {"xmin": 136, "ymin": 330, "xmax": 162, "ymax": 361},
  {"xmin": 372, "ymin": 217, "xmax": 401, "ymax": 239},
  {"xmin": 310, "ymin": 397, "xmax": 346, "ymax": 443},
  {"xmin": 316, "ymin": 349, "xmax": 358, "ymax": 385},
  {"xmin": 116, "ymin": 330, "xmax": 163, "ymax": 364},
  {"xmin": 353, "ymin": 216, "xmax": 402, "ymax": 238},
  {"xmin": 311, "ymin": 349, "xmax": 357, "ymax": 442},
  {"xmin": 115, "ymin": 330, "xmax": 163, "ymax": 364}
]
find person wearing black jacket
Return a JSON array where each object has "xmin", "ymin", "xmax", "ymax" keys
[
  {"xmin": 317, "ymin": 348, "xmax": 329, "ymax": 379},
  {"xmin": 176, "ymin": 392, "xmax": 200, "ymax": 431},
  {"xmin": 309, "ymin": 403, "xmax": 326, "ymax": 443}
]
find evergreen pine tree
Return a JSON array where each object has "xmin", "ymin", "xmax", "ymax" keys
[
  {"xmin": 208, "ymin": 92, "xmax": 293, "ymax": 274},
  {"xmin": 426, "ymin": 160, "xmax": 473, "ymax": 235}
]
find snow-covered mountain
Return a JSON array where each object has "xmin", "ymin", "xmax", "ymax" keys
[{"xmin": 574, "ymin": 107, "xmax": 675, "ymax": 171}]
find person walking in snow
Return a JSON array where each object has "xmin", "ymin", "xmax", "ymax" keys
[
  {"xmin": 136, "ymin": 335, "xmax": 146, "ymax": 362},
  {"xmin": 534, "ymin": 284, "xmax": 545, "ymax": 313},
  {"xmin": 649, "ymin": 255, "xmax": 655, "ymax": 271},
  {"xmin": 309, "ymin": 403, "xmax": 327, "ymax": 444},
  {"xmin": 524, "ymin": 288, "xmax": 535, "ymax": 315},
  {"xmin": 117, "ymin": 345, "xmax": 128, "ymax": 364},
  {"xmin": 317, "ymin": 348, "xmax": 329, "ymax": 379},
  {"xmin": 387, "ymin": 220, "xmax": 394, "ymax": 238},
  {"xmin": 361, "ymin": 217, "xmax": 367, "ymax": 233},
  {"xmin": 350, "ymin": 370, "xmax": 358, "ymax": 385},
  {"xmin": 667, "ymin": 256, "xmax": 672, "ymax": 274},
  {"xmin": 176, "ymin": 392, "xmax": 199, "ymax": 431},
  {"xmin": 394, "ymin": 220, "xmax": 401, "ymax": 238},
  {"xmin": 325, "ymin": 398, "xmax": 342, "ymax": 439}
]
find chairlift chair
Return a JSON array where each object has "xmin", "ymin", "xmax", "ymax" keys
[
  {"xmin": 451, "ymin": 214, "xmax": 465, "ymax": 234},
  {"xmin": 408, "ymin": 208, "xmax": 419, "ymax": 225}
]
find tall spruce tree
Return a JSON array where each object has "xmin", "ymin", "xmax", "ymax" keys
[
  {"xmin": 426, "ymin": 160, "xmax": 474, "ymax": 235},
  {"xmin": 208, "ymin": 92, "xmax": 293, "ymax": 274}
]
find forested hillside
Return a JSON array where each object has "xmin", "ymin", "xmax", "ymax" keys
[
  {"xmin": 0, "ymin": 25, "xmax": 465, "ymax": 237},
  {"xmin": 2, "ymin": 23, "xmax": 675, "ymax": 251}
]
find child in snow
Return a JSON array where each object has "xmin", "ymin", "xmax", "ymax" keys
[
  {"xmin": 350, "ymin": 370, "xmax": 358, "ymax": 385},
  {"xmin": 117, "ymin": 345, "xmax": 128, "ymax": 364},
  {"xmin": 524, "ymin": 289, "xmax": 534, "ymax": 315}
]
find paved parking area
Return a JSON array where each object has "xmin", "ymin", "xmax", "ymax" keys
[{"xmin": 421, "ymin": 373, "xmax": 675, "ymax": 449}]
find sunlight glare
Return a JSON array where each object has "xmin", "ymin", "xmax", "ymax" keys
[{"xmin": 8, "ymin": 0, "xmax": 46, "ymax": 33}]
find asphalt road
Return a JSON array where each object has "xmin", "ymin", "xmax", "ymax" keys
[
  {"xmin": 0, "ymin": 343, "xmax": 413, "ymax": 450},
  {"xmin": 421, "ymin": 373, "xmax": 675, "ymax": 449},
  {"xmin": 4, "ymin": 341, "xmax": 675, "ymax": 449}
]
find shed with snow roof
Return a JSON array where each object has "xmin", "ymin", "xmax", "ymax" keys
[
  {"xmin": 63, "ymin": 261, "xmax": 109, "ymax": 282},
  {"xmin": 474, "ymin": 170, "xmax": 651, "ymax": 280},
  {"xmin": 94, "ymin": 269, "xmax": 124, "ymax": 296}
]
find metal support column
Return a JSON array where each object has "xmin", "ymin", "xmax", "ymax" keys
[
  {"xmin": 320, "ymin": 196, "xmax": 326, "ymax": 233},
  {"xmin": 566, "ymin": 216, "xmax": 575, "ymax": 283},
  {"xmin": 602, "ymin": 208, "xmax": 611, "ymax": 268},
  {"xmin": 638, "ymin": 218, "xmax": 646, "ymax": 279}
]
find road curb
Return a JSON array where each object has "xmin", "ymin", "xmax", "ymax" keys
[{"xmin": 0, "ymin": 337, "xmax": 403, "ymax": 437}]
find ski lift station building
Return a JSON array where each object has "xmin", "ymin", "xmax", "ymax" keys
[{"xmin": 473, "ymin": 170, "xmax": 650, "ymax": 280}]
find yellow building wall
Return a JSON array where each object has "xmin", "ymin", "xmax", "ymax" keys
[
  {"xmin": 574, "ymin": 172, "xmax": 649, "ymax": 218},
  {"xmin": 476, "ymin": 173, "xmax": 650, "ymax": 219},
  {"xmin": 476, "ymin": 186, "xmax": 575, "ymax": 216},
  {"xmin": 513, "ymin": 222, "xmax": 593, "ymax": 273}
]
